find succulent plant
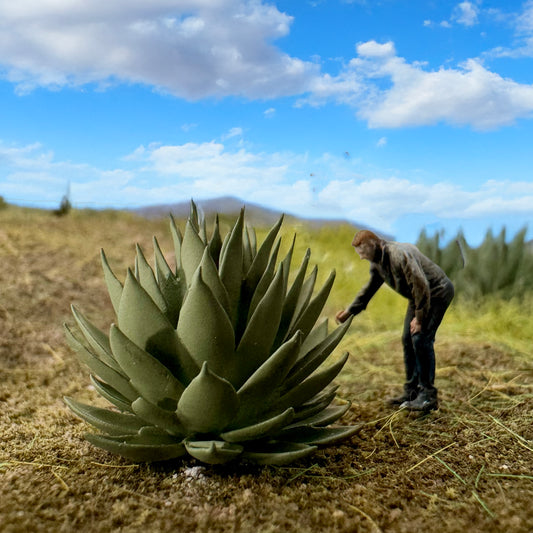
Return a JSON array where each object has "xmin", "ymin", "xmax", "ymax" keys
[{"xmin": 64, "ymin": 202, "xmax": 358, "ymax": 465}]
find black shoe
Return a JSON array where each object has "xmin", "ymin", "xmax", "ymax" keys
[
  {"xmin": 387, "ymin": 387, "xmax": 418, "ymax": 406},
  {"xmin": 400, "ymin": 389, "xmax": 438, "ymax": 412}
]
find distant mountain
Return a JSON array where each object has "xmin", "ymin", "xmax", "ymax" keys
[
  {"xmin": 131, "ymin": 195, "xmax": 393, "ymax": 238},
  {"xmin": 133, "ymin": 196, "xmax": 282, "ymax": 225}
]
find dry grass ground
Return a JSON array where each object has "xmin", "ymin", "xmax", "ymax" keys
[{"xmin": 1, "ymin": 206, "xmax": 532, "ymax": 533}]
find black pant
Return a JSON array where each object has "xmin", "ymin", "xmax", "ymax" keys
[{"xmin": 401, "ymin": 281, "xmax": 454, "ymax": 393}]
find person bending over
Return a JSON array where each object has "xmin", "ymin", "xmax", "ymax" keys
[{"xmin": 336, "ymin": 230, "xmax": 454, "ymax": 412}]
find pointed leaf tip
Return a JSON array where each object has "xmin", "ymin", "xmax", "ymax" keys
[
  {"xmin": 100, "ymin": 248, "xmax": 123, "ymax": 316},
  {"xmin": 177, "ymin": 362, "xmax": 239, "ymax": 434},
  {"xmin": 177, "ymin": 268, "xmax": 235, "ymax": 378},
  {"xmin": 185, "ymin": 440, "xmax": 243, "ymax": 464}
]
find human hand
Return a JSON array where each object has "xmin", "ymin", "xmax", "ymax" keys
[
  {"xmin": 410, "ymin": 317, "xmax": 422, "ymax": 334},
  {"xmin": 335, "ymin": 309, "xmax": 352, "ymax": 324}
]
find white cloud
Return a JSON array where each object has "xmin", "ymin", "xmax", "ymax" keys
[
  {"xmin": 117, "ymin": 141, "xmax": 316, "ymax": 214},
  {"xmin": 517, "ymin": 0, "xmax": 533, "ymax": 33},
  {"xmin": 356, "ymin": 40, "xmax": 396, "ymax": 58},
  {"xmin": 0, "ymin": 0, "xmax": 318, "ymax": 98},
  {"xmin": 432, "ymin": 1, "xmax": 480, "ymax": 29},
  {"xmin": 0, "ymin": 140, "xmax": 110, "ymax": 205},
  {"xmin": 318, "ymin": 177, "xmax": 533, "ymax": 233},
  {"xmin": 2, "ymin": 140, "xmax": 532, "ymax": 243},
  {"xmin": 376, "ymin": 137, "xmax": 387, "ymax": 147},
  {"xmin": 453, "ymin": 1, "xmax": 480, "ymax": 27},
  {"xmin": 303, "ymin": 42, "xmax": 533, "ymax": 129},
  {"xmin": 221, "ymin": 127, "xmax": 243, "ymax": 140},
  {"xmin": 2, "ymin": 2, "xmax": 533, "ymax": 132},
  {"xmin": 363, "ymin": 58, "xmax": 533, "ymax": 129},
  {"xmin": 181, "ymin": 123, "xmax": 198, "ymax": 132},
  {"xmin": 489, "ymin": 1, "xmax": 533, "ymax": 58},
  {"xmin": 264, "ymin": 107, "xmax": 276, "ymax": 118},
  {"xmin": 0, "ymin": 141, "xmax": 53, "ymax": 167},
  {"xmin": 303, "ymin": 70, "xmax": 365, "ymax": 108}
]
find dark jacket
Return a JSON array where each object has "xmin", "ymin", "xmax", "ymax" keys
[{"xmin": 348, "ymin": 241, "xmax": 453, "ymax": 326}]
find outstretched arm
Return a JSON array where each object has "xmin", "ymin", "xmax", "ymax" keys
[{"xmin": 336, "ymin": 266, "xmax": 384, "ymax": 324}]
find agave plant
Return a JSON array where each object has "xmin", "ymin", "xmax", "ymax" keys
[{"xmin": 64, "ymin": 202, "xmax": 358, "ymax": 465}]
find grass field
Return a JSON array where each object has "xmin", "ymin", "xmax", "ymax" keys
[{"xmin": 1, "ymin": 205, "xmax": 532, "ymax": 532}]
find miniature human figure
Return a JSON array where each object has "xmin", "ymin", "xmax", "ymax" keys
[{"xmin": 336, "ymin": 230, "xmax": 454, "ymax": 412}]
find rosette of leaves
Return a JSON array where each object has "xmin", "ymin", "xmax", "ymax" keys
[{"xmin": 64, "ymin": 202, "xmax": 358, "ymax": 465}]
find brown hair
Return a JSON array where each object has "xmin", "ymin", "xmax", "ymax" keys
[{"xmin": 352, "ymin": 230, "xmax": 382, "ymax": 247}]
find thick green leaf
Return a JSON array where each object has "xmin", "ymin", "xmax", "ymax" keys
[
  {"xmin": 218, "ymin": 229, "xmax": 231, "ymax": 268},
  {"xmin": 287, "ymin": 265, "xmax": 317, "ymax": 334},
  {"xmin": 248, "ymin": 225, "xmax": 257, "ymax": 256},
  {"xmin": 199, "ymin": 215, "xmax": 208, "ymax": 245},
  {"xmin": 177, "ymin": 362, "xmax": 240, "ymax": 434},
  {"xmin": 242, "ymin": 442, "xmax": 317, "ymax": 465},
  {"xmin": 288, "ymin": 402, "xmax": 352, "ymax": 428},
  {"xmin": 90, "ymin": 375, "xmax": 133, "ymax": 413},
  {"xmin": 277, "ymin": 425, "xmax": 360, "ymax": 446},
  {"xmin": 64, "ymin": 323, "xmax": 138, "ymax": 401},
  {"xmin": 243, "ymin": 225, "xmax": 254, "ymax": 274},
  {"xmin": 181, "ymin": 219, "xmax": 206, "ymax": 285},
  {"xmin": 219, "ymin": 208, "xmax": 244, "ymax": 323},
  {"xmin": 184, "ymin": 440, "xmax": 243, "ymax": 465},
  {"xmin": 221, "ymin": 408, "xmax": 294, "ymax": 443},
  {"xmin": 176, "ymin": 268, "xmax": 235, "ymax": 379},
  {"xmin": 169, "ymin": 214, "xmax": 183, "ymax": 272},
  {"xmin": 235, "ymin": 331, "xmax": 302, "ymax": 423},
  {"xmin": 245, "ymin": 214, "xmax": 283, "ymax": 290},
  {"xmin": 153, "ymin": 236, "xmax": 182, "ymax": 327},
  {"xmin": 293, "ymin": 386, "xmax": 339, "ymax": 422},
  {"xmin": 274, "ymin": 249, "xmax": 310, "ymax": 347},
  {"xmin": 157, "ymin": 274, "xmax": 183, "ymax": 328},
  {"xmin": 189, "ymin": 199, "xmax": 200, "ymax": 233},
  {"xmin": 131, "ymin": 397, "xmax": 186, "ymax": 437},
  {"xmin": 100, "ymin": 249, "xmax": 123, "ymax": 317},
  {"xmin": 299, "ymin": 318, "xmax": 328, "ymax": 358},
  {"xmin": 135, "ymin": 244, "xmax": 168, "ymax": 315},
  {"xmin": 85, "ymin": 433, "xmax": 187, "ymax": 462},
  {"xmin": 234, "ymin": 264, "xmax": 285, "ymax": 387},
  {"xmin": 284, "ymin": 317, "xmax": 353, "ymax": 390},
  {"xmin": 275, "ymin": 353, "xmax": 349, "ymax": 411},
  {"xmin": 138, "ymin": 425, "xmax": 181, "ymax": 442},
  {"xmin": 70, "ymin": 305, "xmax": 121, "ymax": 373},
  {"xmin": 208, "ymin": 214, "xmax": 222, "ymax": 266},
  {"xmin": 288, "ymin": 270, "xmax": 336, "ymax": 340},
  {"xmin": 247, "ymin": 237, "xmax": 281, "ymax": 320},
  {"xmin": 198, "ymin": 247, "xmax": 231, "ymax": 315},
  {"xmin": 64, "ymin": 397, "xmax": 144, "ymax": 436},
  {"xmin": 117, "ymin": 269, "xmax": 195, "ymax": 383},
  {"xmin": 153, "ymin": 235, "xmax": 175, "ymax": 282},
  {"xmin": 280, "ymin": 234, "xmax": 296, "ymax": 294},
  {"xmin": 109, "ymin": 325, "xmax": 185, "ymax": 409}
]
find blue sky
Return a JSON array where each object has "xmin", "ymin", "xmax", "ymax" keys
[{"xmin": 1, "ymin": 0, "xmax": 532, "ymax": 245}]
